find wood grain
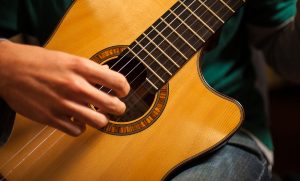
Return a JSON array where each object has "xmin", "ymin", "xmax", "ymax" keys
[{"xmin": 0, "ymin": 0, "xmax": 243, "ymax": 180}]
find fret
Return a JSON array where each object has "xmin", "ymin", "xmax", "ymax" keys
[
  {"xmin": 114, "ymin": 0, "xmax": 246, "ymax": 92},
  {"xmin": 198, "ymin": 0, "xmax": 225, "ymax": 23},
  {"xmin": 143, "ymin": 25, "xmax": 189, "ymax": 66},
  {"xmin": 178, "ymin": 0, "xmax": 215, "ymax": 33},
  {"xmin": 161, "ymin": 10, "xmax": 206, "ymax": 48},
  {"xmin": 160, "ymin": 17, "xmax": 197, "ymax": 51},
  {"xmin": 158, "ymin": 17, "xmax": 193, "ymax": 53},
  {"xmin": 150, "ymin": 25, "xmax": 188, "ymax": 60},
  {"xmin": 204, "ymin": 0, "xmax": 233, "ymax": 22},
  {"xmin": 127, "ymin": 47, "xmax": 165, "ymax": 83},
  {"xmin": 219, "ymin": 0, "xmax": 235, "ymax": 13},
  {"xmin": 223, "ymin": 0, "xmax": 244, "ymax": 10},
  {"xmin": 182, "ymin": 1, "xmax": 221, "ymax": 34},
  {"xmin": 170, "ymin": 1, "xmax": 214, "ymax": 42},
  {"xmin": 146, "ymin": 78, "xmax": 159, "ymax": 90},
  {"xmin": 130, "ymin": 42, "xmax": 172, "ymax": 82},
  {"xmin": 154, "ymin": 17, "xmax": 197, "ymax": 59},
  {"xmin": 142, "ymin": 33, "xmax": 180, "ymax": 68},
  {"xmin": 168, "ymin": 9, "xmax": 206, "ymax": 43},
  {"xmin": 134, "ymin": 40, "xmax": 173, "ymax": 76}
]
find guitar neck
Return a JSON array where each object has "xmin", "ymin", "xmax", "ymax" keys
[{"xmin": 115, "ymin": 0, "xmax": 245, "ymax": 92}]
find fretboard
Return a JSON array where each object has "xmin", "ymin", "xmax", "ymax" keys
[{"xmin": 115, "ymin": 0, "xmax": 245, "ymax": 92}]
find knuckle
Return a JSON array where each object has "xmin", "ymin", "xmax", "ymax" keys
[
  {"xmin": 55, "ymin": 75, "xmax": 84, "ymax": 94},
  {"xmin": 69, "ymin": 78, "xmax": 89, "ymax": 96},
  {"xmin": 68, "ymin": 56, "xmax": 87, "ymax": 71},
  {"xmin": 55, "ymin": 77, "xmax": 70, "ymax": 88}
]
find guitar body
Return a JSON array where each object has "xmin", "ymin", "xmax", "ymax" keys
[{"xmin": 0, "ymin": 0, "xmax": 243, "ymax": 180}]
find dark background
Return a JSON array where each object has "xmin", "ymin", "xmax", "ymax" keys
[{"xmin": 270, "ymin": 83, "xmax": 300, "ymax": 180}]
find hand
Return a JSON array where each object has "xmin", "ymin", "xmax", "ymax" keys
[{"xmin": 0, "ymin": 40, "xmax": 130, "ymax": 136}]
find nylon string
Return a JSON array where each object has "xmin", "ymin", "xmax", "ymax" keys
[{"xmin": 0, "ymin": 0, "xmax": 238, "ymax": 178}]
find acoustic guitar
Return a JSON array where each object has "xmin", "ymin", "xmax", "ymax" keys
[{"xmin": 0, "ymin": 0, "xmax": 245, "ymax": 180}]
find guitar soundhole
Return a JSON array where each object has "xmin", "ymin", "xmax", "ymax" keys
[
  {"xmin": 90, "ymin": 46, "xmax": 168, "ymax": 135},
  {"xmin": 104, "ymin": 57, "xmax": 155, "ymax": 123}
]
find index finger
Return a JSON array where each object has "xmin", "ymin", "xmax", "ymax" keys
[{"xmin": 73, "ymin": 57, "xmax": 130, "ymax": 97}]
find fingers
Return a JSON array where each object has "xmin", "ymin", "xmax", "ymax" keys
[
  {"xmin": 83, "ymin": 84, "xmax": 126, "ymax": 115},
  {"xmin": 48, "ymin": 116, "xmax": 86, "ymax": 137},
  {"xmin": 73, "ymin": 57, "xmax": 130, "ymax": 97},
  {"xmin": 71, "ymin": 117, "xmax": 87, "ymax": 132},
  {"xmin": 48, "ymin": 101, "xmax": 109, "ymax": 136},
  {"xmin": 61, "ymin": 100, "xmax": 109, "ymax": 129},
  {"xmin": 65, "ymin": 76, "xmax": 127, "ymax": 116},
  {"xmin": 102, "ymin": 64, "xmax": 109, "ymax": 69}
]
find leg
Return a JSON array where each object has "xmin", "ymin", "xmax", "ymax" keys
[{"xmin": 171, "ymin": 131, "xmax": 271, "ymax": 181}]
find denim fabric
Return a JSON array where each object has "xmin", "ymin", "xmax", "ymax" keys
[{"xmin": 171, "ymin": 130, "xmax": 271, "ymax": 181}]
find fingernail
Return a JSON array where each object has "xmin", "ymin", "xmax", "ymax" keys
[{"xmin": 102, "ymin": 64, "xmax": 109, "ymax": 69}]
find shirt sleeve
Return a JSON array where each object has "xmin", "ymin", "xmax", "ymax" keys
[
  {"xmin": 0, "ymin": 38, "xmax": 16, "ymax": 146},
  {"xmin": 0, "ymin": 98, "xmax": 15, "ymax": 146},
  {"xmin": 247, "ymin": 0, "xmax": 300, "ymax": 83}
]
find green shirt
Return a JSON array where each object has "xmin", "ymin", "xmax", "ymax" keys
[
  {"xmin": 0, "ymin": 0, "xmax": 297, "ymax": 149},
  {"xmin": 202, "ymin": 0, "xmax": 296, "ymax": 149}
]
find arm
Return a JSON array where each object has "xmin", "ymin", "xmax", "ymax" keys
[
  {"xmin": 248, "ymin": 1, "xmax": 300, "ymax": 83},
  {"xmin": 0, "ymin": 40, "xmax": 130, "ymax": 137}
]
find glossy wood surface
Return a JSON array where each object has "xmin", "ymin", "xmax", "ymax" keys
[{"xmin": 0, "ymin": 0, "xmax": 243, "ymax": 180}]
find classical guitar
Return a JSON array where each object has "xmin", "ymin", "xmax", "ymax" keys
[{"xmin": 0, "ymin": 0, "xmax": 245, "ymax": 180}]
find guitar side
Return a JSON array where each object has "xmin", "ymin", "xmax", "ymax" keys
[{"xmin": 0, "ymin": 0, "xmax": 243, "ymax": 180}]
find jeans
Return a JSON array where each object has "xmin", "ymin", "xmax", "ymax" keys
[{"xmin": 171, "ymin": 130, "xmax": 271, "ymax": 181}]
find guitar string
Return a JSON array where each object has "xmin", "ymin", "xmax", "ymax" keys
[
  {"xmin": 106, "ymin": 0, "xmax": 234, "ymax": 119},
  {"xmin": 1, "ymin": 0, "xmax": 238, "ymax": 178},
  {"xmin": 2, "ymin": 0, "xmax": 236, "ymax": 177},
  {"xmin": 0, "ymin": 0, "xmax": 194, "ymax": 175},
  {"xmin": 99, "ymin": 0, "xmax": 231, "ymax": 96},
  {"xmin": 3, "ymin": 129, "xmax": 59, "ymax": 178},
  {"xmin": 99, "ymin": 0, "xmax": 241, "ymax": 98},
  {"xmin": 101, "ymin": 0, "xmax": 215, "ymax": 118},
  {"xmin": 97, "ymin": 0, "xmax": 219, "ymax": 91},
  {"xmin": 0, "ymin": 126, "xmax": 49, "ymax": 170},
  {"xmin": 2, "ymin": 0, "xmax": 238, "ymax": 177},
  {"xmin": 0, "ymin": 130, "xmax": 59, "ymax": 181}
]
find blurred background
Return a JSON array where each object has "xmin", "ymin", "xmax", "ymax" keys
[
  {"xmin": 1, "ymin": 1, "xmax": 300, "ymax": 180},
  {"xmin": 268, "ymin": 68, "xmax": 300, "ymax": 180}
]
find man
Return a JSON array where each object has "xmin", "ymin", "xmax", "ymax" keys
[{"xmin": 0, "ymin": 0, "xmax": 299, "ymax": 180}]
